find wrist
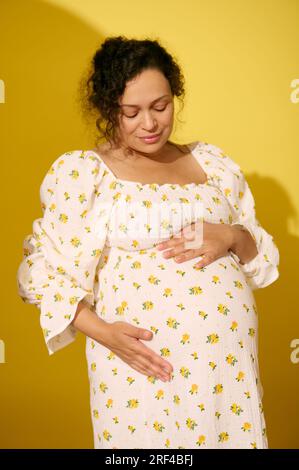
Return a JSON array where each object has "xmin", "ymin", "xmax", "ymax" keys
[
  {"xmin": 226, "ymin": 223, "xmax": 244, "ymax": 252},
  {"xmin": 229, "ymin": 223, "xmax": 258, "ymax": 264},
  {"xmin": 229, "ymin": 224, "xmax": 245, "ymax": 252},
  {"xmin": 94, "ymin": 317, "xmax": 112, "ymax": 347},
  {"xmin": 72, "ymin": 300, "xmax": 112, "ymax": 348}
]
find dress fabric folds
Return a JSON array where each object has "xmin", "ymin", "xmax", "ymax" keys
[{"xmin": 17, "ymin": 141, "xmax": 279, "ymax": 449}]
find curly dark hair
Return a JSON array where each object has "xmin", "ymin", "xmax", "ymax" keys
[{"xmin": 77, "ymin": 36, "xmax": 186, "ymax": 147}]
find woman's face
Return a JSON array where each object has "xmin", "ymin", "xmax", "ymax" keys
[{"xmin": 116, "ymin": 68, "xmax": 175, "ymax": 156}]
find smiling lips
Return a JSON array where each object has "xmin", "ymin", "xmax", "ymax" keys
[{"xmin": 139, "ymin": 132, "xmax": 161, "ymax": 138}]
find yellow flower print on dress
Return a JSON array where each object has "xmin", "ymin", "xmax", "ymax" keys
[
  {"xmin": 236, "ymin": 371, "xmax": 245, "ymax": 382},
  {"xmin": 189, "ymin": 384, "xmax": 199, "ymax": 395},
  {"xmin": 16, "ymin": 143, "xmax": 276, "ymax": 448},
  {"xmin": 115, "ymin": 301, "xmax": 128, "ymax": 316},
  {"xmin": 173, "ymin": 395, "xmax": 180, "ymax": 405},
  {"xmin": 213, "ymin": 384, "xmax": 224, "ymax": 394},
  {"xmin": 155, "ymin": 390, "xmax": 165, "ymax": 400},
  {"xmin": 142, "ymin": 301, "xmax": 154, "ymax": 310},
  {"xmin": 176, "ymin": 303, "xmax": 185, "ymax": 310},
  {"xmin": 160, "ymin": 347, "xmax": 171, "ymax": 357},
  {"xmin": 230, "ymin": 321, "xmax": 238, "ymax": 331},
  {"xmin": 206, "ymin": 333, "xmax": 220, "ymax": 344},
  {"xmin": 241, "ymin": 422, "xmax": 252, "ymax": 432},
  {"xmin": 186, "ymin": 418, "xmax": 198, "ymax": 430},
  {"xmin": 218, "ymin": 432, "xmax": 229, "ymax": 443},
  {"xmin": 180, "ymin": 333, "xmax": 190, "ymax": 345},
  {"xmin": 217, "ymin": 303, "xmax": 230, "ymax": 315},
  {"xmin": 196, "ymin": 435, "xmax": 206, "ymax": 446},
  {"xmin": 98, "ymin": 383, "xmax": 107, "ymax": 393},
  {"xmin": 198, "ymin": 310, "xmax": 208, "ymax": 320},
  {"xmin": 189, "ymin": 286, "xmax": 203, "ymax": 295},
  {"xmin": 212, "ymin": 275, "xmax": 221, "ymax": 284},
  {"xmin": 180, "ymin": 367, "xmax": 191, "ymax": 379},
  {"xmin": 103, "ymin": 430, "xmax": 112, "ymax": 441},
  {"xmin": 105, "ymin": 398, "xmax": 113, "ymax": 408},
  {"xmin": 126, "ymin": 399, "xmax": 139, "ymax": 409},
  {"xmin": 148, "ymin": 274, "xmax": 161, "ymax": 285},
  {"xmin": 226, "ymin": 354, "xmax": 238, "ymax": 366},
  {"xmin": 230, "ymin": 403, "xmax": 244, "ymax": 415},
  {"xmin": 234, "ymin": 280, "xmax": 244, "ymax": 289},
  {"xmin": 153, "ymin": 421, "xmax": 165, "ymax": 432},
  {"xmin": 163, "ymin": 288, "xmax": 172, "ymax": 297},
  {"xmin": 131, "ymin": 261, "xmax": 141, "ymax": 269}
]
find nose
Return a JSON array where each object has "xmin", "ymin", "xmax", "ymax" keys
[{"xmin": 141, "ymin": 112, "xmax": 158, "ymax": 131}]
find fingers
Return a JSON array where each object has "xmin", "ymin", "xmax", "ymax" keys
[
  {"xmin": 158, "ymin": 244, "xmax": 215, "ymax": 267},
  {"xmin": 170, "ymin": 249, "xmax": 216, "ymax": 267},
  {"xmin": 156, "ymin": 237, "xmax": 183, "ymax": 251},
  {"xmin": 194, "ymin": 252, "xmax": 215, "ymax": 268},
  {"xmin": 158, "ymin": 241, "xmax": 185, "ymax": 258},
  {"xmin": 110, "ymin": 321, "xmax": 174, "ymax": 382},
  {"xmin": 156, "ymin": 222, "xmax": 202, "ymax": 252},
  {"xmin": 160, "ymin": 242, "xmax": 188, "ymax": 259},
  {"xmin": 173, "ymin": 249, "xmax": 199, "ymax": 263},
  {"xmin": 133, "ymin": 342, "xmax": 173, "ymax": 381},
  {"xmin": 161, "ymin": 245, "xmax": 204, "ymax": 263},
  {"xmin": 129, "ymin": 360, "xmax": 169, "ymax": 382},
  {"xmin": 135, "ymin": 355, "xmax": 172, "ymax": 382},
  {"xmin": 182, "ymin": 224, "xmax": 197, "ymax": 240},
  {"xmin": 111, "ymin": 345, "xmax": 171, "ymax": 382}
]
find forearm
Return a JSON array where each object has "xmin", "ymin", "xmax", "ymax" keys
[
  {"xmin": 229, "ymin": 224, "xmax": 258, "ymax": 265},
  {"xmin": 71, "ymin": 300, "xmax": 111, "ymax": 348}
]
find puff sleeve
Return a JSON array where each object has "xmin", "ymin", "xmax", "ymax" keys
[
  {"xmin": 16, "ymin": 150, "xmax": 112, "ymax": 355},
  {"xmin": 206, "ymin": 143, "xmax": 280, "ymax": 291}
]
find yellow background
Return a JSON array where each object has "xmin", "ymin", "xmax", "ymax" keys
[{"xmin": 0, "ymin": 0, "xmax": 298, "ymax": 448}]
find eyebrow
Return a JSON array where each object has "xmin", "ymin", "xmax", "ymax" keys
[{"xmin": 120, "ymin": 94, "xmax": 170, "ymax": 107}]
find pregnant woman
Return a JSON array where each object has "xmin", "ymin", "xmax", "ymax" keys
[{"xmin": 17, "ymin": 36, "xmax": 279, "ymax": 449}]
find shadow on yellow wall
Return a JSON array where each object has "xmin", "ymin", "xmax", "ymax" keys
[
  {"xmin": 1, "ymin": 0, "xmax": 106, "ymax": 449},
  {"xmin": 0, "ymin": 0, "xmax": 298, "ymax": 449},
  {"xmin": 247, "ymin": 173, "xmax": 299, "ymax": 449}
]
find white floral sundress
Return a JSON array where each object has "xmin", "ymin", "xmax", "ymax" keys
[{"xmin": 17, "ymin": 141, "xmax": 280, "ymax": 449}]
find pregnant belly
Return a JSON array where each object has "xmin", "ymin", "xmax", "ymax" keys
[
  {"xmin": 89, "ymin": 245, "xmax": 262, "ymax": 407},
  {"xmin": 94, "ymin": 246, "xmax": 258, "ymax": 351}
]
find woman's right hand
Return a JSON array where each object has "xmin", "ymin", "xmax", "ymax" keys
[{"xmin": 99, "ymin": 320, "xmax": 173, "ymax": 382}]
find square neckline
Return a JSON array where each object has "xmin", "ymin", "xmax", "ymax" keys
[{"xmin": 88, "ymin": 140, "xmax": 211, "ymax": 189}]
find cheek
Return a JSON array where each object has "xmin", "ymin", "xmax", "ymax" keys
[
  {"xmin": 119, "ymin": 118, "xmax": 138, "ymax": 135},
  {"xmin": 163, "ymin": 107, "xmax": 174, "ymax": 124}
]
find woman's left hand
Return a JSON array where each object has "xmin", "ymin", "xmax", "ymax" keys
[{"xmin": 155, "ymin": 221, "xmax": 234, "ymax": 269}]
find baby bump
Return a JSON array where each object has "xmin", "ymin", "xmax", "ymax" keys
[{"xmin": 94, "ymin": 246, "xmax": 258, "ymax": 354}]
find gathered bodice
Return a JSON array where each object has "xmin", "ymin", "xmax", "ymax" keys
[
  {"xmin": 88, "ymin": 141, "xmax": 236, "ymax": 252},
  {"xmin": 104, "ymin": 182, "xmax": 234, "ymax": 251}
]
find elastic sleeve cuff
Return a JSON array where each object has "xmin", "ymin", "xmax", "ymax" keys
[
  {"xmin": 229, "ymin": 249, "xmax": 261, "ymax": 277},
  {"xmin": 40, "ymin": 280, "xmax": 94, "ymax": 356},
  {"xmin": 229, "ymin": 249, "xmax": 279, "ymax": 290}
]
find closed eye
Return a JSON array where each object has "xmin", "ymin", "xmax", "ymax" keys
[{"xmin": 125, "ymin": 106, "xmax": 167, "ymax": 119}]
